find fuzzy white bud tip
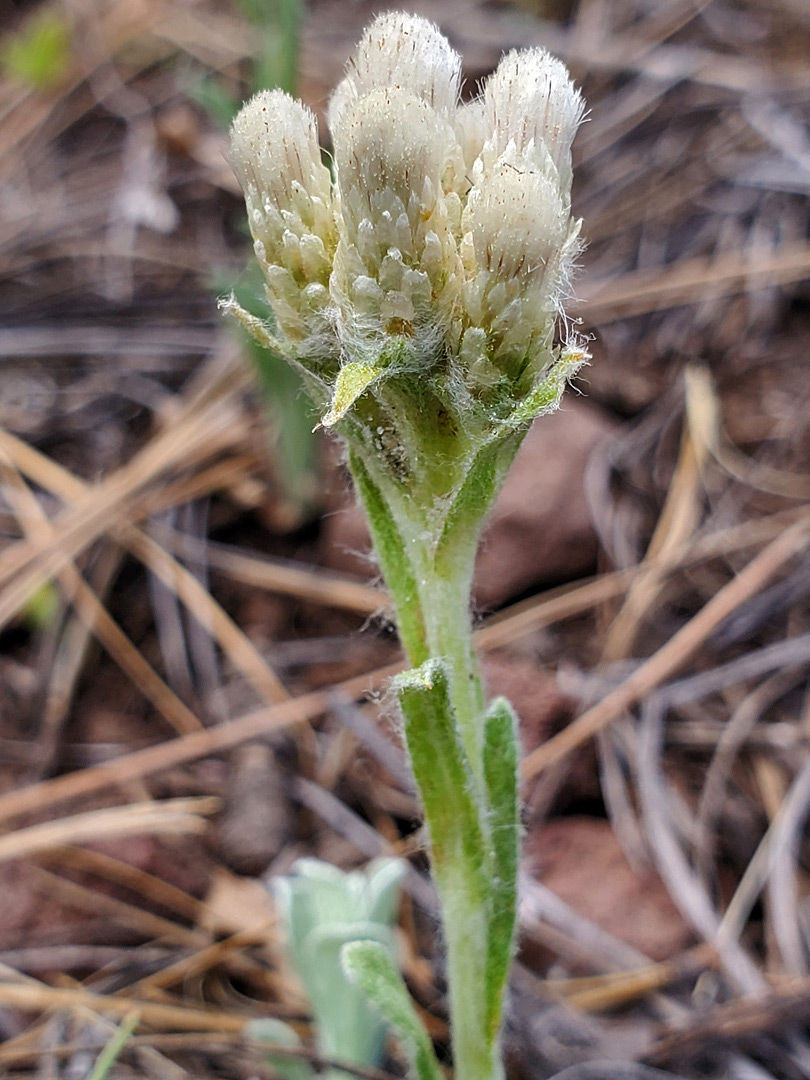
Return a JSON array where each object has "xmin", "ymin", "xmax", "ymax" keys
[
  {"xmin": 328, "ymin": 12, "xmax": 462, "ymax": 133},
  {"xmin": 484, "ymin": 48, "xmax": 585, "ymax": 189}
]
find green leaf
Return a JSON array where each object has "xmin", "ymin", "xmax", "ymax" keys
[
  {"xmin": 219, "ymin": 295, "xmax": 285, "ymax": 354},
  {"xmin": 341, "ymin": 940, "xmax": 443, "ymax": 1080},
  {"xmin": 302, "ymin": 923, "xmax": 394, "ymax": 1064},
  {"xmin": 1, "ymin": 10, "xmax": 71, "ymax": 90},
  {"xmin": 246, "ymin": 1019, "xmax": 316, "ymax": 1080},
  {"xmin": 394, "ymin": 660, "xmax": 486, "ymax": 892},
  {"xmin": 272, "ymin": 859, "xmax": 407, "ymax": 1069},
  {"xmin": 191, "ymin": 74, "xmax": 239, "ymax": 128},
  {"xmin": 85, "ymin": 1011, "xmax": 139, "ymax": 1080},
  {"xmin": 348, "ymin": 452, "xmax": 427, "ymax": 664},
  {"xmin": 24, "ymin": 580, "xmax": 60, "ymax": 630},
  {"xmin": 481, "ymin": 697, "xmax": 520, "ymax": 1037},
  {"xmin": 322, "ymin": 362, "xmax": 385, "ymax": 427},
  {"xmin": 237, "ymin": 0, "xmax": 302, "ymax": 96}
]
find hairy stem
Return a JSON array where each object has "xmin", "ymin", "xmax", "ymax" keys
[{"xmin": 350, "ymin": 427, "xmax": 526, "ymax": 1080}]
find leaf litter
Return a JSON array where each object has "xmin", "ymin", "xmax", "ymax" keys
[{"xmin": 1, "ymin": 0, "xmax": 810, "ymax": 1076}]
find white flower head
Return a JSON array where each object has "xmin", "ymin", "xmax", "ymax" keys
[
  {"xmin": 230, "ymin": 89, "xmax": 337, "ymax": 343},
  {"xmin": 228, "ymin": 12, "xmax": 587, "ymax": 417},
  {"xmin": 483, "ymin": 48, "xmax": 585, "ymax": 196},
  {"xmin": 327, "ymin": 11, "xmax": 461, "ymax": 132},
  {"xmin": 331, "ymin": 85, "xmax": 461, "ymax": 349}
]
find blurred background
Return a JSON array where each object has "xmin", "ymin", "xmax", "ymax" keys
[{"xmin": 1, "ymin": 0, "xmax": 810, "ymax": 1076}]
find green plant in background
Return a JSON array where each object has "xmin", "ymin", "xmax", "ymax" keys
[
  {"xmin": 226, "ymin": 13, "xmax": 587, "ymax": 1080},
  {"xmin": 1, "ymin": 8, "xmax": 72, "ymax": 91},
  {"xmin": 248, "ymin": 858, "xmax": 406, "ymax": 1080},
  {"xmin": 196, "ymin": 0, "xmax": 301, "ymax": 124},
  {"xmin": 201, "ymin": 0, "xmax": 319, "ymax": 526}
]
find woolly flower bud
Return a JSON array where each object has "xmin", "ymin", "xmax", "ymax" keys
[
  {"xmin": 327, "ymin": 11, "xmax": 461, "ymax": 132},
  {"xmin": 228, "ymin": 11, "xmax": 587, "ymax": 429},
  {"xmin": 461, "ymin": 154, "xmax": 580, "ymax": 381},
  {"xmin": 230, "ymin": 90, "xmax": 337, "ymax": 342},
  {"xmin": 331, "ymin": 86, "xmax": 461, "ymax": 347},
  {"xmin": 483, "ymin": 48, "xmax": 585, "ymax": 197}
]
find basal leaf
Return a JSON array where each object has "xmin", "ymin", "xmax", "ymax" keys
[{"xmin": 341, "ymin": 940, "xmax": 443, "ymax": 1080}]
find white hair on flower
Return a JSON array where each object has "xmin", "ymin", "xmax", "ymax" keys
[
  {"xmin": 327, "ymin": 11, "xmax": 462, "ymax": 133},
  {"xmin": 483, "ymin": 48, "xmax": 585, "ymax": 195}
]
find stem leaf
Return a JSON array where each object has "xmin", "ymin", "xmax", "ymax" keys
[
  {"xmin": 395, "ymin": 659, "xmax": 486, "ymax": 884},
  {"xmin": 509, "ymin": 345, "xmax": 587, "ymax": 426},
  {"xmin": 341, "ymin": 940, "xmax": 443, "ymax": 1080},
  {"xmin": 435, "ymin": 430, "xmax": 523, "ymax": 569},
  {"xmin": 482, "ymin": 697, "xmax": 520, "ymax": 1036}
]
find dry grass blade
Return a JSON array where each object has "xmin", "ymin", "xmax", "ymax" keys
[
  {"xmin": 601, "ymin": 397, "xmax": 708, "ymax": 663},
  {"xmin": 128, "ymin": 529, "xmax": 290, "ymax": 705},
  {"xmin": 0, "ymin": 980, "xmax": 247, "ymax": 1032},
  {"xmin": 28, "ymin": 866, "xmax": 210, "ymax": 949},
  {"xmin": 158, "ymin": 529, "xmax": 386, "ymax": 615},
  {"xmin": 0, "ymin": 507, "xmax": 806, "ymax": 829},
  {"xmin": 0, "ymin": 427, "xmax": 291, "ymax": 708},
  {"xmin": 478, "ymin": 507, "xmax": 808, "ymax": 651},
  {"xmin": 0, "ymin": 797, "xmax": 217, "ymax": 865},
  {"xmin": 646, "ymin": 981, "xmax": 810, "ymax": 1066},
  {"xmin": 123, "ymin": 926, "xmax": 280, "ymax": 998},
  {"xmin": 0, "ymin": 344, "xmax": 253, "ymax": 628},
  {"xmin": 0, "ymin": 447, "xmax": 203, "ymax": 735},
  {"xmin": 638, "ymin": 696, "xmax": 764, "ymax": 995},
  {"xmin": 575, "ymin": 243, "xmax": 810, "ymax": 323},
  {"xmin": 42, "ymin": 845, "xmax": 204, "ymax": 921},
  {"xmin": 686, "ymin": 366, "xmax": 810, "ymax": 500},
  {"xmin": 766, "ymin": 753, "xmax": 810, "ymax": 977},
  {"xmin": 0, "ymin": 1032, "xmax": 399, "ymax": 1080},
  {"xmin": 540, "ymin": 21, "xmax": 810, "ymax": 91},
  {"xmin": 0, "ymin": 397, "xmax": 242, "ymax": 631},
  {"xmin": 0, "ymin": 663, "xmax": 401, "ymax": 827},
  {"xmin": 35, "ymin": 543, "xmax": 126, "ymax": 774},
  {"xmin": 544, "ymin": 943, "xmax": 716, "ymax": 1012},
  {"xmin": 696, "ymin": 669, "xmax": 806, "ymax": 881}
]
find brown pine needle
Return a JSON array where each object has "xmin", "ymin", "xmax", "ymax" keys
[
  {"xmin": 0, "ymin": 449, "xmax": 203, "ymax": 735},
  {"xmin": 0, "ymin": 980, "xmax": 246, "ymax": 1033},
  {"xmin": 0, "ymin": 798, "xmax": 218, "ymax": 865},
  {"xmin": 0, "ymin": 426, "xmax": 290, "ymax": 708},
  {"xmin": 522, "ymin": 517, "xmax": 810, "ymax": 779}
]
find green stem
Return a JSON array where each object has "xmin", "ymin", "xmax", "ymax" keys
[
  {"xmin": 440, "ymin": 872, "xmax": 502, "ymax": 1080},
  {"xmin": 391, "ymin": 539, "xmax": 505, "ymax": 1080},
  {"xmin": 350, "ymin": 428, "xmax": 525, "ymax": 1080},
  {"xmin": 413, "ymin": 537, "xmax": 486, "ymax": 789}
]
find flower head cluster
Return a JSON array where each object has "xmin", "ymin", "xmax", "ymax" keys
[{"xmin": 229, "ymin": 12, "xmax": 586, "ymax": 425}]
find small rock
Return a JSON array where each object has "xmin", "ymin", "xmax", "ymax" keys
[
  {"xmin": 523, "ymin": 817, "xmax": 693, "ymax": 963},
  {"xmin": 216, "ymin": 741, "xmax": 292, "ymax": 877}
]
